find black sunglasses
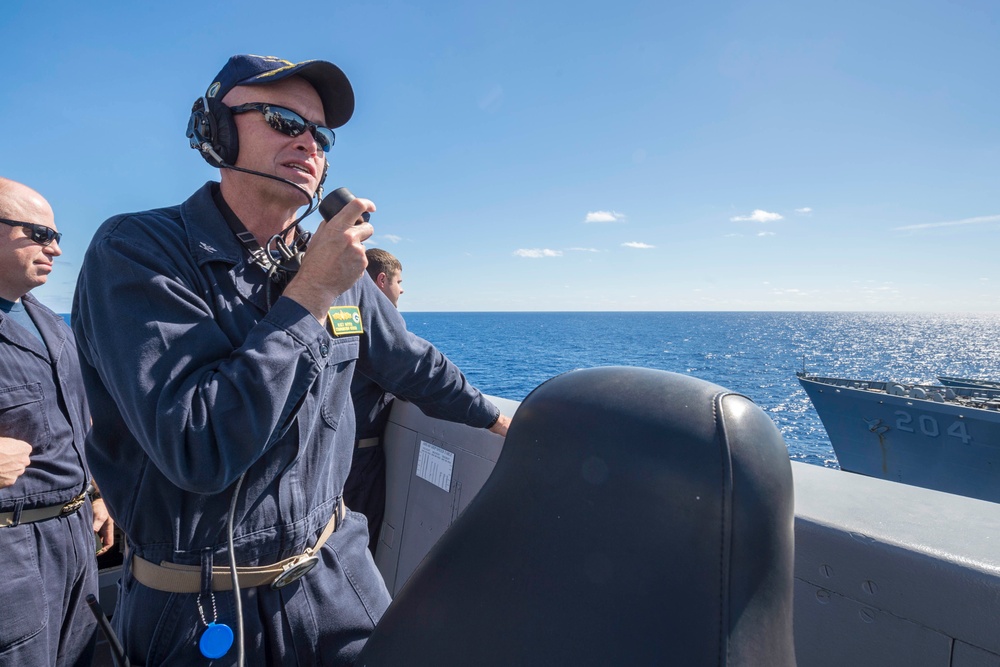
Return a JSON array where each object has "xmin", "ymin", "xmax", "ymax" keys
[
  {"xmin": 229, "ymin": 103, "xmax": 336, "ymax": 153},
  {"xmin": 0, "ymin": 218, "xmax": 62, "ymax": 246}
]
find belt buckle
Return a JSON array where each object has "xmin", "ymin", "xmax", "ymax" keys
[
  {"xmin": 271, "ymin": 555, "xmax": 319, "ymax": 590},
  {"xmin": 61, "ymin": 493, "xmax": 86, "ymax": 515}
]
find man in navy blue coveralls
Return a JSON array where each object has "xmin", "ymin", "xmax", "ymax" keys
[
  {"xmin": 0, "ymin": 177, "xmax": 114, "ymax": 666},
  {"xmin": 72, "ymin": 55, "xmax": 511, "ymax": 666}
]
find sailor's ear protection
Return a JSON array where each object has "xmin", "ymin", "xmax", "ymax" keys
[{"xmin": 186, "ymin": 96, "xmax": 239, "ymax": 168}]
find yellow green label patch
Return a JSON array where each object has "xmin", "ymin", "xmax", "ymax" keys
[{"xmin": 327, "ymin": 306, "xmax": 363, "ymax": 337}]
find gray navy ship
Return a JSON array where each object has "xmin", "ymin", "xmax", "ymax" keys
[{"xmin": 798, "ymin": 372, "xmax": 1000, "ymax": 504}]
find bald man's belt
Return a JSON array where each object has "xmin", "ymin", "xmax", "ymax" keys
[
  {"xmin": 0, "ymin": 490, "xmax": 88, "ymax": 527},
  {"xmin": 355, "ymin": 437, "xmax": 380, "ymax": 449},
  {"xmin": 131, "ymin": 498, "xmax": 346, "ymax": 592}
]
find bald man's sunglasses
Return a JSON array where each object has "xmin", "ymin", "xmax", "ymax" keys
[
  {"xmin": 229, "ymin": 103, "xmax": 336, "ymax": 153},
  {"xmin": 0, "ymin": 218, "xmax": 62, "ymax": 246}
]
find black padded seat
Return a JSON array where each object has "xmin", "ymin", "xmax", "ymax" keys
[{"xmin": 357, "ymin": 367, "xmax": 796, "ymax": 666}]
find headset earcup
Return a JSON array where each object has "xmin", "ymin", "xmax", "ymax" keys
[
  {"xmin": 210, "ymin": 101, "xmax": 239, "ymax": 166},
  {"xmin": 187, "ymin": 99, "xmax": 223, "ymax": 169}
]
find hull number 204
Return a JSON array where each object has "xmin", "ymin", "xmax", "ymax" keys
[{"xmin": 894, "ymin": 410, "xmax": 972, "ymax": 444}]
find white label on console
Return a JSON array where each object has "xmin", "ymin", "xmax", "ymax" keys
[{"xmin": 416, "ymin": 441, "xmax": 454, "ymax": 492}]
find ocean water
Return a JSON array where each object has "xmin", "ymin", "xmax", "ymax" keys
[
  {"xmin": 404, "ymin": 312, "xmax": 1000, "ymax": 468},
  {"xmin": 62, "ymin": 311, "xmax": 1000, "ymax": 468}
]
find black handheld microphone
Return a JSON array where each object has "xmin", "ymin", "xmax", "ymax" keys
[
  {"xmin": 319, "ymin": 187, "xmax": 371, "ymax": 224},
  {"xmin": 262, "ymin": 188, "xmax": 369, "ymax": 281}
]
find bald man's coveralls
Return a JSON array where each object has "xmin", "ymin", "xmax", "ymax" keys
[{"xmin": 0, "ymin": 294, "xmax": 97, "ymax": 667}]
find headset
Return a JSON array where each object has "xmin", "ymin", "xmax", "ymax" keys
[
  {"xmin": 186, "ymin": 95, "xmax": 331, "ymax": 292},
  {"xmin": 187, "ymin": 96, "xmax": 239, "ymax": 168},
  {"xmin": 187, "ymin": 95, "xmax": 330, "ymax": 188},
  {"xmin": 187, "ymin": 94, "xmax": 330, "ymax": 185}
]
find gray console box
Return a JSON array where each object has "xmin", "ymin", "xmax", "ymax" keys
[{"xmin": 374, "ymin": 395, "xmax": 519, "ymax": 594}]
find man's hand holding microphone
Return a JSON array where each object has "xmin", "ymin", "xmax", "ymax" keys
[{"xmin": 283, "ymin": 188, "xmax": 374, "ymax": 324}]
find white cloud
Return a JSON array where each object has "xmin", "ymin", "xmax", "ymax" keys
[
  {"xmin": 622, "ymin": 241, "xmax": 655, "ymax": 249},
  {"xmin": 569, "ymin": 247, "xmax": 600, "ymax": 252},
  {"xmin": 892, "ymin": 214, "xmax": 1000, "ymax": 231},
  {"xmin": 757, "ymin": 231, "xmax": 776, "ymax": 237},
  {"xmin": 381, "ymin": 234, "xmax": 402, "ymax": 243},
  {"xmin": 795, "ymin": 207, "xmax": 812, "ymax": 214},
  {"xmin": 730, "ymin": 209, "xmax": 783, "ymax": 223},
  {"xmin": 514, "ymin": 248, "xmax": 563, "ymax": 258},
  {"xmin": 851, "ymin": 282, "xmax": 898, "ymax": 295},
  {"xmin": 585, "ymin": 210, "xmax": 626, "ymax": 223}
]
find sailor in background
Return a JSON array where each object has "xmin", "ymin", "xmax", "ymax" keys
[
  {"xmin": 72, "ymin": 54, "xmax": 511, "ymax": 665},
  {"xmin": 0, "ymin": 177, "xmax": 114, "ymax": 666},
  {"xmin": 345, "ymin": 248, "xmax": 402, "ymax": 552}
]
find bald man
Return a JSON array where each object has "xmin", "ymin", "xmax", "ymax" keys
[{"xmin": 0, "ymin": 178, "xmax": 113, "ymax": 666}]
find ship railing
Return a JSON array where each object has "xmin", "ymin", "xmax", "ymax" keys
[{"xmin": 798, "ymin": 373, "xmax": 1000, "ymax": 412}]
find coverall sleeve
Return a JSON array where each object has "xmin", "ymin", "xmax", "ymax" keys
[
  {"xmin": 73, "ymin": 217, "xmax": 332, "ymax": 494},
  {"xmin": 353, "ymin": 277, "xmax": 500, "ymax": 429}
]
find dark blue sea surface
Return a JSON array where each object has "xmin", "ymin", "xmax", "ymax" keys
[
  {"xmin": 404, "ymin": 312, "xmax": 1000, "ymax": 468},
  {"xmin": 62, "ymin": 311, "xmax": 1000, "ymax": 468}
]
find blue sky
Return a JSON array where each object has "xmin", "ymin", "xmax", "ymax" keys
[{"xmin": 3, "ymin": 0, "xmax": 998, "ymax": 312}]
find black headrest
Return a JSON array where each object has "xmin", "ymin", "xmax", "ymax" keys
[{"xmin": 358, "ymin": 367, "xmax": 796, "ymax": 666}]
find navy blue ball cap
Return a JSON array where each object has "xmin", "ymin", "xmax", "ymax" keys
[{"xmin": 206, "ymin": 54, "xmax": 355, "ymax": 128}]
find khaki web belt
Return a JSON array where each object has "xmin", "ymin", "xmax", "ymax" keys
[{"xmin": 131, "ymin": 498, "xmax": 346, "ymax": 593}]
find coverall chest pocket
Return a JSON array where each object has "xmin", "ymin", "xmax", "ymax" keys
[
  {"xmin": 0, "ymin": 383, "xmax": 50, "ymax": 454},
  {"xmin": 320, "ymin": 336, "xmax": 360, "ymax": 431}
]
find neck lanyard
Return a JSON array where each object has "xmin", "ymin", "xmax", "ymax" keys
[{"xmin": 211, "ymin": 185, "xmax": 309, "ymax": 285}]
